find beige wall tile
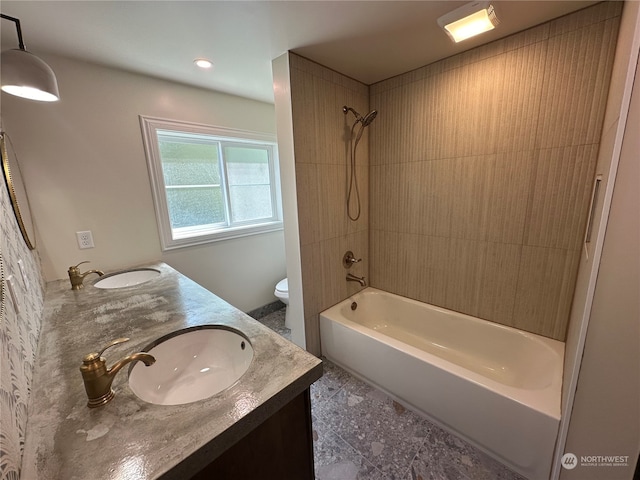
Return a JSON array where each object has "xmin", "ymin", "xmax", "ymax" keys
[
  {"xmin": 494, "ymin": 41, "xmax": 547, "ymax": 154},
  {"xmin": 414, "ymin": 235, "xmax": 451, "ymax": 307},
  {"xmin": 414, "ymin": 159, "xmax": 455, "ymax": 238},
  {"xmin": 524, "ymin": 145, "xmax": 598, "ymax": 250},
  {"xmin": 442, "ymin": 238, "xmax": 488, "ymax": 317},
  {"xmin": 449, "ymin": 155, "xmax": 491, "ymax": 240},
  {"xmin": 300, "ymin": 243, "xmax": 323, "ymax": 320},
  {"xmin": 484, "ymin": 151, "xmax": 534, "ymax": 244},
  {"xmin": 291, "ymin": 67, "xmax": 317, "ymax": 164},
  {"xmin": 346, "ymin": 165, "xmax": 369, "ymax": 235},
  {"xmin": 513, "ymin": 246, "xmax": 580, "ymax": 339},
  {"xmin": 548, "ymin": 1, "xmax": 622, "ymax": 38},
  {"xmin": 319, "ymin": 237, "xmax": 346, "ymax": 315},
  {"xmin": 537, "ymin": 18, "xmax": 620, "ymax": 149},
  {"xmin": 370, "ymin": 164, "xmax": 401, "ymax": 233},
  {"xmin": 295, "ymin": 163, "xmax": 321, "ymax": 246},
  {"xmin": 502, "ymin": 22, "xmax": 549, "ymax": 51},
  {"xmin": 477, "ymin": 242, "xmax": 522, "ymax": 326},
  {"xmin": 305, "ymin": 313, "xmax": 321, "ymax": 356},
  {"xmin": 316, "ymin": 163, "xmax": 346, "ymax": 240},
  {"xmin": 312, "ymin": 76, "xmax": 339, "ymax": 165},
  {"xmin": 369, "ymin": 229, "xmax": 398, "ymax": 293}
]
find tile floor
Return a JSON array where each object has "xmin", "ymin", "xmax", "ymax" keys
[{"xmin": 257, "ymin": 308, "xmax": 525, "ymax": 480}]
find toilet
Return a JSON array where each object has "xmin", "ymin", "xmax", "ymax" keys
[{"xmin": 274, "ymin": 278, "xmax": 292, "ymax": 329}]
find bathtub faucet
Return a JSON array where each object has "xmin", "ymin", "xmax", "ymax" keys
[{"xmin": 346, "ymin": 273, "xmax": 366, "ymax": 287}]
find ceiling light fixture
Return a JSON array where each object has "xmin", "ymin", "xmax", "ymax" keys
[
  {"xmin": 1, "ymin": 13, "xmax": 60, "ymax": 102},
  {"xmin": 194, "ymin": 58, "xmax": 214, "ymax": 69},
  {"xmin": 437, "ymin": 1, "xmax": 500, "ymax": 43}
]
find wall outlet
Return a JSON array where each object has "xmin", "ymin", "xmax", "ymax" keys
[{"xmin": 76, "ymin": 230, "xmax": 95, "ymax": 249}]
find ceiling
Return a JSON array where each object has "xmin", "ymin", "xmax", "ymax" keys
[{"xmin": 1, "ymin": 1, "xmax": 597, "ymax": 104}]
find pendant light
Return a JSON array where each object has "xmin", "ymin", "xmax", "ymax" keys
[{"xmin": 1, "ymin": 13, "xmax": 60, "ymax": 102}]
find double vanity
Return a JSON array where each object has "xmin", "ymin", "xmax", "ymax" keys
[{"xmin": 22, "ymin": 262, "xmax": 322, "ymax": 479}]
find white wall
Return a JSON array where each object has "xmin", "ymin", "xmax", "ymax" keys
[
  {"xmin": 560, "ymin": 47, "xmax": 640, "ymax": 480},
  {"xmin": 272, "ymin": 53, "xmax": 305, "ymax": 349},
  {"xmin": 1, "ymin": 53, "xmax": 286, "ymax": 312}
]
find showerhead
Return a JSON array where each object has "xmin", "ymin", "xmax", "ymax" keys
[
  {"xmin": 343, "ymin": 105, "xmax": 377, "ymax": 127},
  {"xmin": 361, "ymin": 110, "xmax": 378, "ymax": 127}
]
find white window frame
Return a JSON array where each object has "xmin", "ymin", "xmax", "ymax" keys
[{"xmin": 140, "ymin": 115, "xmax": 283, "ymax": 250}]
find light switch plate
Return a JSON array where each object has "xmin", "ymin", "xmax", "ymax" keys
[
  {"xmin": 6, "ymin": 275, "xmax": 19, "ymax": 313},
  {"xmin": 17, "ymin": 259, "xmax": 29, "ymax": 291}
]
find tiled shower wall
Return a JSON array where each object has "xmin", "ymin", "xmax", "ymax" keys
[
  {"xmin": 369, "ymin": 2, "xmax": 621, "ymax": 340},
  {"xmin": 289, "ymin": 54, "xmax": 370, "ymax": 355},
  {"xmin": 0, "ymin": 133, "xmax": 46, "ymax": 479}
]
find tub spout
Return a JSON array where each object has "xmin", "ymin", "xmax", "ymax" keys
[{"xmin": 346, "ymin": 273, "xmax": 366, "ymax": 287}]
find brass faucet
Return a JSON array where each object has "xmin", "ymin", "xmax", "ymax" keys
[
  {"xmin": 80, "ymin": 337, "xmax": 155, "ymax": 408},
  {"xmin": 68, "ymin": 261, "xmax": 104, "ymax": 290}
]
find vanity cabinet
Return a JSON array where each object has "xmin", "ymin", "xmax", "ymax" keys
[{"xmin": 189, "ymin": 389, "xmax": 315, "ymax": 480}]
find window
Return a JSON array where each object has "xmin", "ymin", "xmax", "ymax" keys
[{"xmin": 140, "ymin": 116, "xmax": 282, "ymax": 250}]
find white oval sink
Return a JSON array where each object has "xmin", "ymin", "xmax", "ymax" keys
[
  {"xmin": 94, "ymin": 268, "xmax": 160, "ymax": 289},
  {"xmin": 129, "ymin": 326, "xmax": 253, "ymax": 406}
]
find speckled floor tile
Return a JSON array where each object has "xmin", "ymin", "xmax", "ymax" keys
[
  {"xmin": 406, "ymin": 425, "xmax": 526, "ymax": 480},
  {"xmin": 313, "ymin": 416, "xmax": 388, "ymax": 480},
  {"xmin": 315, "ymin": 375, "xmax": 430, "ymax": 479},
  {"xmin": 311, "ymin": 358, "xmax": 353, "ymax": 403},
  {"xmin": 256, "ymin": 308, "xmax": 291, "ymax": 341}
]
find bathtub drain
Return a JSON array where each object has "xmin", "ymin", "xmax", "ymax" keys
[{"xmin": 351, "ymin": 302, "xmax": 358, "ymax": 311}]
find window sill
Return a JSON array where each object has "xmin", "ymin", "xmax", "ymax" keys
[{"xmin": 161, "ymin": 221, "xmax": 284, "ymax": 251}]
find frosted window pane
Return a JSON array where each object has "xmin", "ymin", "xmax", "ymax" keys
[
  {"xmin": 230, "ymin": 185, "xmax": 273, "ymax": 222},
  {"xmin": 166, "ymin": 187, "xmax": 225, "ymax": 228},
  {"xmin": 224, "ymin": 146, "xmax": 273, "ymax": 222},
  {"xmin": 158, "ymin": 137, "xmax": 220, "ymax": 186}
]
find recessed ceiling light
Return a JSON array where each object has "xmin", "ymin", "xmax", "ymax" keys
[
  {"xmin": 437, "ymin": 1, "xmax": 500, "ymax": 43},
  {"xmin": 194, "ymin": 58, "xmax": 214, "ymax": 69}
]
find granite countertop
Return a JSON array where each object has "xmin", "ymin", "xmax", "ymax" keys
[{"xmin": 22, "ymin": 262, "xmax": 322, "ymax": 480}]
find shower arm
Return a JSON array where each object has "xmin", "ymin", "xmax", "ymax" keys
[{"xmin": 343, "ymin": 105, "xmax": 365, "ymax": 123}]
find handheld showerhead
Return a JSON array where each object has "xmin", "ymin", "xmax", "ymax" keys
[
  {"xmin": 361, "ymin": 110, "xmax": 378, "ymax": 127},
  {"xmin": 343, "ymin": 105, "xmax": 378, "ymax": 222}
]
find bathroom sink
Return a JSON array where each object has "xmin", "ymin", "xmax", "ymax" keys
[
  {"xmin": 128, "ymin": 326, "xmax": 254, "ymax": 405},
  {"xmin": 94, "ymin": 268, "xmax": 160, "ymax": 289}
]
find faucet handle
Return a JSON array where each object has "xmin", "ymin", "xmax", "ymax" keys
[
  {"xmin": 83, "ymin": 337, "xmax": 130, "ymax": 363},
  {"xmin": 343, "ymin": 251, "xmax": 362, "ymax": 269},
  {"xmin": 97, "ymin": 337, "xmax": 130, "ymax": 357},
  {"xmin": 69, "ymin": 261, "xmax": 90, "ymax": 273}
]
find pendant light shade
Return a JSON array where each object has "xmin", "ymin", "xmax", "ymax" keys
[
  {"xmin": 1, "ymin": 48, "xmax": 60, "ymax": 101},
  {"xmin": 1, "ymin": 13, "xmax": 60, "ymax": 102}
]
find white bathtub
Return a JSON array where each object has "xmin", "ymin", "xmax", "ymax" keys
[{"xmin": 319, "ymin": 288, "xmax": 563, "ymax": 480}]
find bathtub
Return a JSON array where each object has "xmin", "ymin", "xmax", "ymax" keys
[{"xmin": 319, "ymin": 288, "xmax": 563, "ymax": 480}]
